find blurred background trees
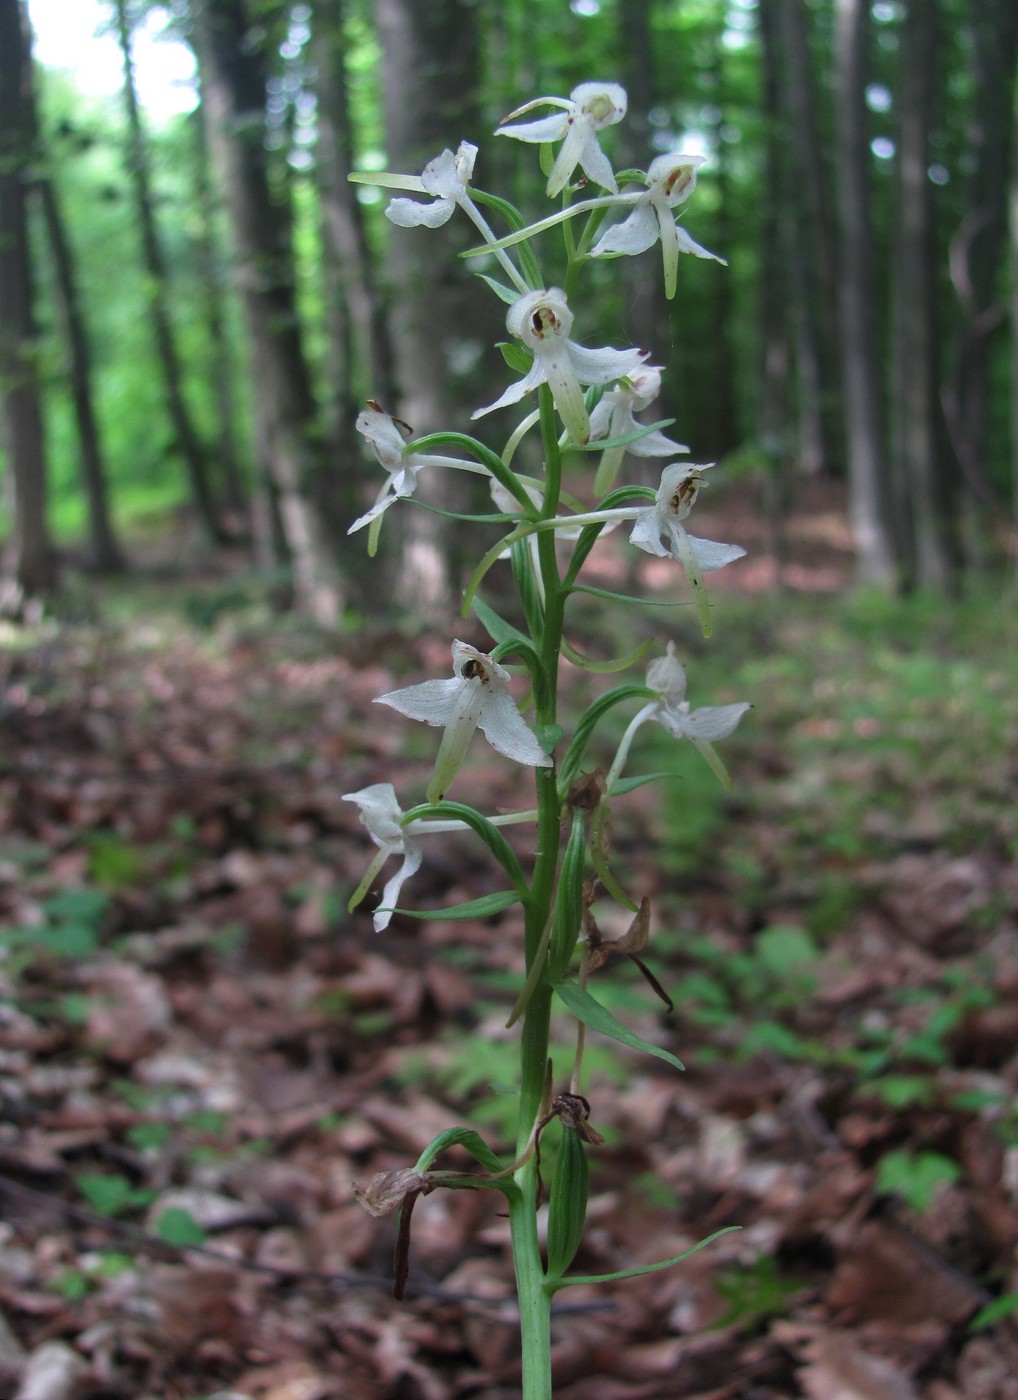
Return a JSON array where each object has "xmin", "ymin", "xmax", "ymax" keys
[{"xmin": 2, "ymin": 0, "xmax": 1016, "ymax": 613}]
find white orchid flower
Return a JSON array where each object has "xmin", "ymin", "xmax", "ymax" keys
[
  {"xmin": 343, "ymin": 783, "xmax": 428, "ymax": 931},
  {"xmin": 385, "ymin": 141, "xmax": 478, "ymax": 228},
  {"xmin": 628, "ymin": 463, "xmax": 745, "ymax": 635},
  {"xmin": 352, "ymin": 143, "xmax": 528, "ymax": 293},
  {"xmin": 343, "ymin": 782, "xmax": 534, "ymax": 931},
  {"xmin": 524, "ymin": 461, "xmax": 744, "ymax": 635},
  {"xmin": 588, "ymin": 364, "xmax": 689, "ymax": 495},
  {"xmin": 496, "ymin": 82, "xmax": 627, "ymax": 197},
  {"xmin": 375, "ymin": 641, "xmax": 552, "ymax": 803},
  {"xmin": 591, "ymin": 153, "xmax": 725, "ymax": 299},
  {"xmin": 606, "ymin": 643, "xmax": 750, "ymax": 793},
  {"xmin": 472, "ymin": 287, "xmax": 646, "ymax": 444},
  {"xmin": 350, "ymin": 403, "xmax": 491, "ymax": 541}
]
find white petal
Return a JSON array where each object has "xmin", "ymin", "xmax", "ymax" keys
[
  {"xmin": 375, "ymin": 839, "xmax": 424, "ymax": 932},
  {"xmin": 566, "ymin": 341, "xmax": 646, "ymax": 386},
  {"xmin": 342, "ymin": 782, "xmax": 405, "ymax": 844},
  {"xmin": 686, "ymin": 534, "xmax": 747, "ymax": 574},
  {"xmin": 478, "ymin": 684, "xmax": 553, "ymax": 767},
  {"xmin": 629, "ymin": 509, "xmax": 670, "ymax": 558},
  {"xmin": 471, "ymin": 358, "xmax": 546, "ymax": 419},
  {"xmin": 348, "ymin": 491, "xmax": 398, "ymax": 535},
  {"xmin": 547, "ymin": 119, "xmax": 590, "ymax": 196},
  {"xmin": 571, "ymin": 82, "xmax": 627, "ymax": 127},
  {"xmin": 591, "ymin": 204, "xmax": 658, "ymax": 258},
  {"xmin": 374, "ymin": 676, "xmax": 466, "ymax": 727},
  {"xmin": 356, "ymin": 408, "xmax": 411, "ymax": 469},
  {"xmin": 646, "ymin": 646, "xmax": 687, "ymax": 705},
  {"xmin": 626, "ymin": 426, "xmax": 689, "ymax": 457},
  {"xmin": 420, "ymin": 149, "xmax": 464, "ymax": 198},
  {"xmin": 664, "ymin": 702, "xmax": 750, "ymax": 743},
  {"xmin": 385, "ymin": 195, "xmax": 455, "ymax": 228},
  {"xmin": 675, "ymin": 224, "xmax": 726, "ymax": 264},
  {"xmin": 495, "ymin": 112, "xmax": 568, "ymax": 143},
  {"xmin": 576, "ymin": 129, "xmax": 618, "ymax": 193}
]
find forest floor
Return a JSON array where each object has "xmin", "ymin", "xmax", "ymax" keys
[{"xmin": 2, "ymin": 478, "xmax": 1018, "ymax": 1400}]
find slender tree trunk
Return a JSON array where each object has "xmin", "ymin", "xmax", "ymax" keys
[
  {"xmin": 113, "ymin": 0, "xmax": 224, "ymax": 542},
  {"xmin": 312, "ymin": 0, "xmax": 396, "ymax": 435},
  {"xmin": 376, "ymin": 0, "xmax": 494, "ymax": 613},
  {"xmin": 944, "ymin": 0, "xmax": 1018, "ymax": 527},
  {"xmin": 0, "ymin": 0, "xmax": 57, "ymax": 598},
  {"xmin": 891, "ymin": 0, "xmax": 954, "ymax": 589},
  {"xmin": 775, "ymin": 0, "xmax": 842, "ymax": 474},
  {"xmin": 189, "ymin": 106, "xmax": 247, "ymax": 522},
  {"xmin": 190, "ymin": 0, "xmax": 344, "ymax": 624},
  {"xmin": 756, "ymin": 0, "xmax": 793, "ymax": 582},
  {"xmin": 36, "ymin": 173, "xmax": 126, "ymax": 573},
  {"xmin": 833, "ymin": 0, "xmax": 897, "ymax": 585},
  {"xmin": 1010, "ymin": 68, "xmax": 1018, "ymax": 560}
]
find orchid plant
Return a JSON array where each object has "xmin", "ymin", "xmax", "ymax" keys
[{"xmin": 347, "ymin": 81, "xmax": 748, "ymax": 1400}]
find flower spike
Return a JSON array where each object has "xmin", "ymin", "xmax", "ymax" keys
[{"xmin": 496, "ymin": 82, "xmax": 627, "ymax": 197}]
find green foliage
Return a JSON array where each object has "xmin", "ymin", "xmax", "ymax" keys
[
  {"xmin": 155, "ymin": 1208, "xmax": 208, "ymax": 1248},
  {"xmin": 75, "ymin": 1172, "xmax": 155, "ymax": 1217},
  {"xmin": 0, "ymin": 887, "xmax": 109, "ymax": 972},
  {"xmin": 875, "ymin": 1149, "xmax": 962, "ymax": 1213},
  {"xmin": 712, "ymin": 1255, "xmax": 806, "ymax": 1333}
]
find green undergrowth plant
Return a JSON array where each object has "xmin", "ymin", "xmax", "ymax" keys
[{"xmin": 344, "ymin": 82, "xmax": 751, "ymax": 1398}]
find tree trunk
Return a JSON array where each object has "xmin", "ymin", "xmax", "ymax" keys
[
  {"xmin": 774, "ymin": 0, "xmax": 842, "ymax": 474},
  {"xmin": 312, "ymin": 0, "xmax": 396, "ymax": 437},
  {"xmin": 113, "ymin": 0, "xmax": 224, "ymax": 543},
  {"xmin": 833, "ymin": 0, "xmax": 898, "ymax": 585},
  {"xmin": 0, "ymin": 0, "xmax": 57, "ymax": 598},
  {"xmin": 189, "ymin": 106, "xmax": 247, "ymax": 523},
  {"xmin": 756, "ymin": 0, "xmax": 794, "ymax": 581},
  {"xmin": 376, "ymin": 0, "xmax": 494, "ymax": 613},
  {"xmin": 190, "ymin": 0, "xmax": 344, "ymax": 625},
  {"xmin": 890, "ymin": 0, "xmax": 954, "ymax": 589},
  {"xmin": 944, "ymin": 0, "xmax": 1018, "ymax": 523}
]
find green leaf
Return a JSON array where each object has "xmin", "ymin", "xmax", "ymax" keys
[
  {"xmin": 570, "ymin": 583, "xmax": 695, "ymax": 607},
  {"xmin": 403, "ymin": 800, "xmax": 530, "ymax": 897},
  {"xmin": 557, "ymin": 684, "xmax": 650, "ymax": 791},
  {"xmin": 396, "ymin": 890, "xmax": 520, "ymax": 921},
  {"xmin": 43, "ymin": 889, "xmax": 109, "ymax": 924},
  {"xmin": 553, "ymin": 981, "xmax": 684, "ymax": 1071},
  {"xmin": 971, "ymin": 1292, "xmax": 1018, "ymax": 1331},
  {"xmin": 875, "ymin": 1149, "xmax": 960, "ymax": 1212},
  {"xmin": 471, "ymin": 595, "xmax": 530, "ymax": 649},
  {"xmin": 498, "ymin": 340, "xmax": 533, "ymax": 375},
  {"xmin": 76, "ymin": 1173, "xmax": 153, "ymax": 1217},
  {"xmin": 756, "ymin": 925, "xmax": 817, "ymax": 978},
  {"xmin": 611, "ymin": 772, "xmax": 678, "ymax": 796},
  {"xmin": 476, "ymin": 273, "xmax": 520, "ymax": 305},
  {"xmin": 36, "ymin": 923, "xmax": 98, "ymax": 959},
  {"xmin": 547, "ymin": 1227, "xmax": 739, "ymax": 1291},
  {"xmin": 155, "ymin": 1208, "xmax": 208, "ymax": 1247},
  {"xmin": 413, "ymin": 1126, "xmax": 506, "ymax": 1176},
  {"xmin": 545, "ymin": 1127, "xmax": 589, "ymax": 1278}
]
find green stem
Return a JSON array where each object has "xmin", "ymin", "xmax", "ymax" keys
[{"xmin": 509, "ymin": 384, "xmax": 571, "ymax": 1398}]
